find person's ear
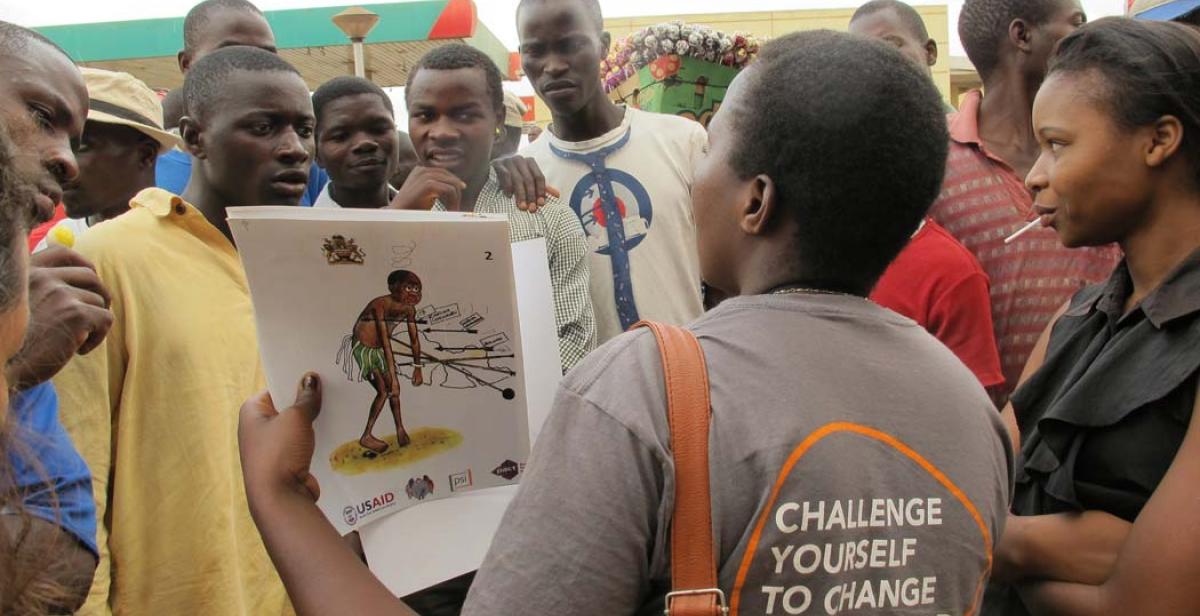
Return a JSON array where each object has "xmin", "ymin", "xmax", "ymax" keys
[
  {"xmin": 1145, "ymin": 114, "xmax": 1185, "ymax": 169},
  {"xmin": 136, "ymin": 139, "xmax": 158, "ymax": 170},
  {"xmin": 1010, "ymin": 18, "xmax": 1034, "ymax": 53},
  {"xmin": 179, "ymin": 116, "xmax": 206, "ymax": 159},
  {"xmin": 177, "ymin": 49, "xmax": 190, "ymax": 74},
  {"xmin": 600, "ymin": 31, "xmax": 612, "ymax": 57},
  {"xmin": 739, "ymin": 174, "xmax": 777, "ymax": 237},
  {"xmin": 493, "ymin": 110, "xmax": 506, "ymax": 146},
  {"xmin": 925, "ymin": 38, "xmax": 938, "ymax": 67}
]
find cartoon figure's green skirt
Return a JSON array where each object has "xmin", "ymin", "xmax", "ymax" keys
[{"xmin": 352, "ymin": 342, "xmax": 388, "ymax": 379}]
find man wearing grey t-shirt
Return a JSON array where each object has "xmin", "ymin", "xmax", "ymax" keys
[{"xmin": 239, "ymin": 30, "xmax": 1012, "ymax": 616}]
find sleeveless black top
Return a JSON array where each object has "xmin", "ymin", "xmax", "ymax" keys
[
  {"xmin": 1010, "ymin": 250, "xmax": 1200, "ymax": 521},
  {"xmin": 984, "ymin": 250, "xmax": 1200, "ymax": 615}
]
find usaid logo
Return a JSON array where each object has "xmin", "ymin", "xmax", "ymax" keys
[{"xmin": 344, "ymin": 491, "xmax": 397, "ymax": 527}]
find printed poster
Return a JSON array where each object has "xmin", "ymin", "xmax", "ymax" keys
[{"xmin": 231, "ymin": 207, "xmax": 536, "ymax": 534}]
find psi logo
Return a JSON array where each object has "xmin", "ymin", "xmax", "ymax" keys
[{"xmin": 450, "ymin": 470, "xmax": 474, "ymax": 492}]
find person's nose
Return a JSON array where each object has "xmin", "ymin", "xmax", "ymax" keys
[
  {"xmin": 277, "ymin": 127, "xmax": 311, "ymax": 165},
  {"xmin": 44, "ymin": 136, "xmax": 79, "ymax": 185}
]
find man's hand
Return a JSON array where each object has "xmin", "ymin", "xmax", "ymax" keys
[
  {"xmin": 412, "ymin": 367, "xmax": 423, "ymax": 387},
  {"xmin": 387, "ymin": 167, "xmax": 466, "ymax": 211},
  {"xmin": 11, "ymin": 247, "xmax": 113, "ymax": 390},
  {"xmin": 239, "ymin": 373, "xmax": 323, "ymax": 507},
  {"xmin": 492, "ymin": 155, "xmax": 560, "ymax": 213}
]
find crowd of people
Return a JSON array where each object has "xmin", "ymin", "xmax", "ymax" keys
[{"xmin": 1, "ymin": 0, "xmax": 1199, "ymax": 613}]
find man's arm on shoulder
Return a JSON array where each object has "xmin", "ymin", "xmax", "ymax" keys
[
  {"xmin": 545, "ymin": 205, "xmax": 596, "ymax": 372},
  {"xmin": 464, "ymin": 382, "xmax": 664, "ymax": 614}
]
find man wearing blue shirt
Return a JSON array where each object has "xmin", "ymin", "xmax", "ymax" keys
[{"xmin": 157, "ymin": 0, "xmax": 328, "ymax": 204}]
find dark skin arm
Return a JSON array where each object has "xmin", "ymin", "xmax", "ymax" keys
[
  {"xmin": 406, "ymin": 309, "xmax": 422, "ymax": 386},
  {"xmin": 0, "ymin": 515, "xmax": 96, "ymax": 613},
  {"xmin": 9, "ymin": 247, "xmax": 113, "ymax": 390},
  {"xmin": 991, "ymin": 303, "xmax": 1132, "ymax": 585},
  {"xmin": 1015, "ymin": 378, "xmax": 1200, "ymax": 615},
  {"xmin": 239, "ymin": 375, "xmax": 416, "ymax": 615}
]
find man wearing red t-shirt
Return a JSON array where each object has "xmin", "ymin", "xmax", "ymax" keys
[
  {"xmin": 928, "ymin": 0, "xmax": 1120, "ymax": 403},
  {"xmin": 872, "ymin": 219, "xmax": 1004, "ymax": 389}
]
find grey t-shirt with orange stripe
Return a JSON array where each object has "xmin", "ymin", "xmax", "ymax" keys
[{"xmin": 463, "ymin": 293, "xmax": 1013, "ymax": 615}]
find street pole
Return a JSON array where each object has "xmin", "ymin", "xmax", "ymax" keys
[
  {"xmin": 332, "ymin": 7, "xmax": 380, "ymax": 78},
  {"xmin": 351, "ymin": 37, "xmax": 366, "ymax": 77}
]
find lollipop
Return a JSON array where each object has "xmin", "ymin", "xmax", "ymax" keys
[{"xmin": 48, "ymin": 225, "xmax": 75, "ymax": 248}]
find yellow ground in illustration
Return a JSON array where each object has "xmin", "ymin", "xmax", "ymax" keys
[{"xmin": 329, "ymin": 427, "xmax": 463, "ymax": 476}]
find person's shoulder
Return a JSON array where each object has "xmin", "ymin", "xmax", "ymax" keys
[
  {"xmin": 518, "ymin": 134, "xmax": 553, "ymax": 160},
  {"xmin": 75, "ymin": 190, "xmax": 175, "ymax": 259},
  {"xmin": 533, "ymin": 194, "xmax": 581, "ymax": 230},
  {"xmin": 75, "ymin": 210, "xmax": 149, "ymax": 252},
  {"xmin": 630, "ymin": 108, "xmax": 705, "ymax": 140},
  {"xmin": 913, "ymin": 221, "xmax": 988, "ymax": 277},
  {"xmin": 1065, "ymin": 279, "xmax": 1109, "ymax": 316},
  {"xmin": 561, "ymin": 327, "xmax": 664, "ymax": 401},
  {"xmin": 629, "ymin": 107, "xmax": 699, "ymax": 131}
]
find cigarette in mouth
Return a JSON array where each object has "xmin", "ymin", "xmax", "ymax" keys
[{"xmin": 1004, "ymin": 218, "xmax": 1042, "ymax": 245}]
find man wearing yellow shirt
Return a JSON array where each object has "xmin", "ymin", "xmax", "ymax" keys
[{"xmin": 54, "ymin": 47, "xmax": 315, "ymax": 615}]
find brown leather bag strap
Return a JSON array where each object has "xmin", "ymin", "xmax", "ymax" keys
[{"xmin": 633, "ymin": 321, "xmax": 726, "ymax": 616}]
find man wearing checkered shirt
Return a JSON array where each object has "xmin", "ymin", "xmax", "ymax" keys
[
  {"xmin": 429, "ymin": 169, "xmax": 595, "ymax": 371},
  {"xmin": 390, "ymin": 44, "xmax": 596, "ymax": 374}
]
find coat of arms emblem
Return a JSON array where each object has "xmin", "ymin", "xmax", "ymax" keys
[{"xmin": 322, "ymin": 235, "xmax": 366, "ymax": 265}]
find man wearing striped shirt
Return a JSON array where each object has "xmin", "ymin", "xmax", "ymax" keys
[{"xmin": 929, "ymin": 0, "xmax": 1120, "ymax": 403}]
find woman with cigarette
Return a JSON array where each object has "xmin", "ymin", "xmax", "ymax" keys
[{"xmin": 988, "ymin": 18, "xmax": 1200, "ymax": 615}]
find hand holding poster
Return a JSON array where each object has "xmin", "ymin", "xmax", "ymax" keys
[{"xmin": 231, "ymin": 207, "xmax": 550, "ymax": 534}]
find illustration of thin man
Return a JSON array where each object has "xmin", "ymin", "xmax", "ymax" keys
[{"xmin": 351, "ymin": 269, "xmax": 425, "ymax": 452}]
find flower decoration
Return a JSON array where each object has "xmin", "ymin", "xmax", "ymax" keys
[
  {"xmin": 649, "ymin": 55, "xmax": 682, "ymax": 80},
  {"xmin": 600, "ymin": 21, "xmax": 762, "ymax": 93}
]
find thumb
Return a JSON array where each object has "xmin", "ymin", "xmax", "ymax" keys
[{"xmin": 290, "ymin": 372, "xmax": 323, "ymax": 423}]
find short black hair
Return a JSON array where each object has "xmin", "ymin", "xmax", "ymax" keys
[
  {"xmin": 1051, "ymin": 18, "xmax": 1200, "ymax": 181},
  {"xmin": 960, "ymin": 0, "xmax": 1065, "ymax": 79},
  {"xmin": 851, "ymin": 0, "xmax": 930, "ymax": 40},
  {"xmin": 730, "ymin": 30, "xmax": 948, "ymax": 295},
  {"xmin": 405, "ymin": 44, "xmax": 504, "ymax": 119},
  {"xmin": 183, "ymin": 45, "xmax": 300, "ymax": 121},
  {"xmin": 388, "ymin": 269, "xmax": 420, "ymax": 288},
  {"xmin": 162, "ymin": 88, "xmax": 186, "ymax": 130},
  {"xmin": 0, "ymin": 20, "xmax": 72, "ymax": 60},
  {"xmin": 183, "ymin": 0, "xmax": 265, "ymax": 52},
  {"xmin": 312, "ymin": 76, "xmax": 394, "ymax": 129},
  {"xmin": 517, "ymin": 0, "xmax": 604, "ymax": 33}
]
